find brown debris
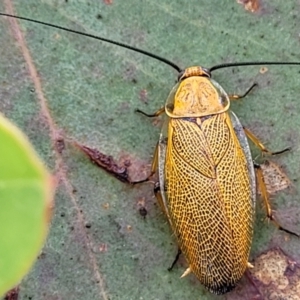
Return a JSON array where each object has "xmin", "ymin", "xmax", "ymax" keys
[
  {"xmin": 137, "ymin": 197, "xmax": 148, "ymax": 218},
  {"xmin": 4, "ymin": 286, "xmax": 19, "ymax": 300},
  {"xmin": 139, "ymin": 89, "xmax": 148, "ymax": 104},
  {"xmin": 249, "ymin": 248, "xmax": 300, "ymax": 299},
  {"xmin": 99, "ymin": 243, "xmax": 108, "ymax": 253},
  {"xmin": 259, "ymin": 67, "xmax": 268, "ymax": 74},
  {"xmin": 74, "ymin": 143, "xmax": 130, "ymax": 183},
  {"xmin": 237, "ymin": 0, "xmax": 261, "ymax": 13},
  {"xmin": 260, "ymin": 160, "xmax": 291, "ymax": 195}
]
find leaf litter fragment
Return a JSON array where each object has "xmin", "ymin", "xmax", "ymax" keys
[
  {"xmin": 237, "ymin": 0, "xmax": 261, "ymax": 13},
  {"xmin": 74, "ymin": 142, "xmax": 130, "ymax": 183},
  {"xmin": 260, "ymin": 160, "xmax": 291, "ymax": 195},
  {"xmin": 249, "ymin": 248, "xmax": 300, "ymax": 299}
]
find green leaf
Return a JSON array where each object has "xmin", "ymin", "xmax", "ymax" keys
[
  {"xmin": 0, "ymin": 113, "xmax": 53, "ymax": 296},
  {"xmin": 1, "ymin": 0, "xmax": 300, "ymax": 299}
]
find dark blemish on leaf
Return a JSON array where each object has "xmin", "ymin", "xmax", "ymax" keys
[
  {"xmin": 4, "ymin": 286, "xmax": 19, "ymax": 300},
  {"xmin": 123, "ymin": 160, "xmax": 131, "ymax": 168},
  {"xmin": 74, "ymin": 142, "xmax": 131, "ymax": 183},
  {"xmin": 139, "ymin": 207, "xmax": 147, "ymax": 218},
  {"xmin": 237, "ymin": 0, "xmax": 261, "ymax": 13},
  {"xmin": 55, "ymin": 136, "xmax": 65, "ymax": 154},
  {"xmin": 99, "ymin": 244, "xmax": 108, "ymax": 253},
  {"xmin": 103, "ymin": 0, "xmax": 113, "ymax": 4},
  {"xmin": 85, "ymin": 223, "xmax": 92, "ymax": 229},
  {"xmin": 139, "ymin": 89, "xmax": 148, "ymax": 104},
  {"xmin": 96, "ymin": 14, "xmax": 103, "ymax": 19},
  {"xmin": 38, "ymin": 252, "xmax": 46, "ymax": 259},
  {"xmin": 137, "ymin": 197, "xmax": 147, "ymax": 219},
  {"xmin": 249, "ymin": 248, "xmax": 300, "ymax": 298}
]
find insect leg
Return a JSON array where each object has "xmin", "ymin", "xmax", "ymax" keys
[
  {"xmin": 155, "ymin": 183, "xmax": 185, "ymax": 274},
  {"xmin": 135, "ymin": 106, "xmax": 165, "ymax": 117},
  {"xmin": 244, "ymin": 127, "xmax": 290, "ymax": 155},
  {"xmin": 154, "ymin": 182, "xmax": 171, "ymax": 219},
  {"xmin": 254, "ymin": 163, "xmax": 299, "ymax": 237},
  {"xmin": 168, "ymin": 249, "xmax": 182, "ymax": 271},
  {"xmin": 229, "ymin": 83, "xmax": 257, "ymax": 100}
]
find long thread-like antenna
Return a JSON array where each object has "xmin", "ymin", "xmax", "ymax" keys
[
  {"xmin": 0, "ymin": 13, "xmax": 182, "ymax": 73},
  {"xmin": 209, "ymin": 61, "xmax": 300, "ymax": 72},
  {"xmin": 1, "ymin": 13, "xmax": 300, "ymax": 74}
]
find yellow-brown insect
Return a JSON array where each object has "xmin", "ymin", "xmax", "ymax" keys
[
  {"xmin": 155, "ymin": 66, "xmax": 255, "ymax": 294},
  {"xmin": 2, "ymin": 12, "xmax": 300, "ymax": 295}
]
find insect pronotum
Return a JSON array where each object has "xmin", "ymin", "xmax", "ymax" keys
[{"xmin": 1, "ymin": 12, "xmax": 300, "ymax": 295}]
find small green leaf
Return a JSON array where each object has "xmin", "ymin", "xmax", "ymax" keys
[{"xmin": 0, "ymin": 113, "xmax": 53, "ymax": 296}]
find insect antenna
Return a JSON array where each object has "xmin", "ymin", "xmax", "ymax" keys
[
  {"xmin": 2, "ymin": 14, "xmax": 300, "ymax": 75},
  {"xmin": 0, "ymin": 13, "xmax": 183, "ymax": 73},
  {"xmin": 209, "ymin": 61, "xmax": 300, "ymax": 72}
]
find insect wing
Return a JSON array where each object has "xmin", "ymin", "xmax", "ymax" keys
[
  {"xmin": 161, "ymin": 98, "xmax": 254, "ymax": 294},
  {"xmin": 157, "ymin": 115, "xmax": 172, "ymax": 222},
  {"xmin": 229, "ymin": 111, "xmax": 256, "ymax": 208}
]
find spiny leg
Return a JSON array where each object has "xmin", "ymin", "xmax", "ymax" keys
[
  {"xmin": 129, "ymin": 107, "xmax": 165, "ymax": 184},
  {"xmin": 229, "ymin": 83, "xmax": 291, "ymax": 155},
  {"xmin": 153, "ymin": 182, "xmax": 171, "ymax": 220},
  {"xmin": 129, "ymin": 105, "xmax": 166, "ymax": 183},
  {"xmin": 229, "ymin": 83, "xmax": 257, "ymax": 100},
  {"xmin": 229, "ymin": 83, "xmax": 290, "ymax": 154},
  {"xmin": 244, "ymin": 127, "xmax": 291, "ymax": 155},
  {"xmin": 168, "ymin": 249, "xmax": 182, "ymax": 272},
  {"xmin": 153, "ymin": 169, "xmax": 183, "ymax": 272},
  {"xmin": 254, "ymin": 163, "xmax": 299, "ymax": 237},
  {"xmin": 135, "ymin": 106, "xmax": 165, "ymax": 118}
]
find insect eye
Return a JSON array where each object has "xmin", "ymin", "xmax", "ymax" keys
[
  {"xmin": 220, "ymin": 94, "xmax": 228, "ymax": 105},
  {"xmin": 166, "ymin": 103, "xmax": 174, "ymax": 112}
]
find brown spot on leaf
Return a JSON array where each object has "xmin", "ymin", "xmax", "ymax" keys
[
  {"xmin": 260, "ymin": 160, "xmax": 291, "ymax": 195},
  {"xmin": 237, "ymin": 0, "xmax": 261, "ymax": 13},
  {"xmin": 54, "ymin": 130, "xmax": 65, "ymax": 154},
  {"xmin": 119, "ymin": 152, "xmax": 151, "ymax": 182},
  {"xmin": 260, "ymin": 67, "xmax": 268, "ymax": 74},
  {"xmin": 137, "ymin": 197, "xmax": 147, "ymax": 218},
  {"xmin": 139, "ymin": 89, "xmax": 148, "ymax": 104},
  {"xmin": 4, "ymin": 286, "xmax": 19, "ymax": 300},
  {"xmin": 249, "ymin": 248, "xmax": 300, "ymax": 299},
  {"xmin": 75, "ymin": 142, "xmax": 130, "ymax": 183},
  {"xmin": 99, "ymin": 243, "xmax": 108, "ymax": 253},
  {"xmin": 102, "ymin": 202, "xmax": 110, "ymax": 209}
]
